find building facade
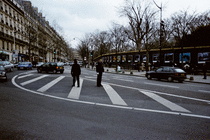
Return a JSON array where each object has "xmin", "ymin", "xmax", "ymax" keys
[{"xmin": 0, "ymin": 0, "xmax": 68, "ymax": 63}]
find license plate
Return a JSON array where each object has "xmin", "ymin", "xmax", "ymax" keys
[
  {"xmin": 20, "ymin": 67, "xmax": 24, "ymax": 69},
  {"xmin": 181, "ymin": 74, "xmax": 185, "ymax": 76}
]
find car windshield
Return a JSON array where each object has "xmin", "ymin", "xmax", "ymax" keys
[
  {"xmin": 174, "ymin": 68, "xmax": 185, "ymax": 73},
  {"xmin": 57, "ymin": 63, "xmax": 64, "ymax": 66},
  {"xmin": 0, "ymin": 65, "xmax": 4, "ymax": 70}
]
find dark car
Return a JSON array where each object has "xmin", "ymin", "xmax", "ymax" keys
[
  {"xmin": 145, "ymin": 66, "xmax": 187, "ymax": 83},
  {"xmin": 0, "ymin": 65, "xmax": 7, "ymax": 81},
  {"xmin": 37, "ymin": 62, "xmax": 64, "ymax": 74}
]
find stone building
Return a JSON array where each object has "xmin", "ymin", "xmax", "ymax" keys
[{"xmin": 0, "ymin": 0, "xmax": 68, "ymax": 62}]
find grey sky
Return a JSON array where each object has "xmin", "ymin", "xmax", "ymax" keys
[{"xmin": 31, "ymin": 0, "xmax": 210, "ymax": 48}]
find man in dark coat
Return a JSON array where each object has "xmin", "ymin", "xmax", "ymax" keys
[
  {"xmin": 96, "ymin": 59, "xmax": 104, "ymax": 87},
  {"xmin": 71, "ymin": 59, "xmax": 81, "ymax": 87}
]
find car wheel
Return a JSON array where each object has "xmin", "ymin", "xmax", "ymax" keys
[
  {"xmin": 17, "ymin": 67, "xmax": 20, "ymax": 70},
  {"xmin": 147, "ymin": 74, "xmax": 151, "ymax": 79},
  {"xmin": 60, "ymin": 70, "xmax": 64, "ymax": 74},
  {"xmin": 53, "ymin": 70, "xmax": 57, "ymax": 74},
  {"xmin": 10, "ymin": 67, "xmax": 13, "ymax": 72},
  {"xmin": 168, "ymin": 76, "xmax": 173, "ymax": 82}
]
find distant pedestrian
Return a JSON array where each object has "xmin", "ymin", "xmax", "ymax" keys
[
  {"xmin": 71, "ymin": 59, "xmax": 81, "ymax": 87},
  {"xmin": 96, "ymin": 59, "xmax": 104, "ymax": 87},
  {"xmin": 203, "ymin": 63, "xmax": 207, "ymax": 79}
]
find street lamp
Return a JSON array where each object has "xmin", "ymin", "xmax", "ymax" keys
[{"xmin": 153, "ymin": 0, "xmax": 163, "ymax": 66}]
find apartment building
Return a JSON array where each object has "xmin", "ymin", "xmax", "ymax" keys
[{"xmin": 0, "ymin": 0, "xmax": 68, "ymax": 63}]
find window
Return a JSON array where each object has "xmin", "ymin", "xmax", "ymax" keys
[
  {"xmin": 5, "ymin": 4, "xmax": 7, "ymax": 13},
  {"xmin": 163, "ymin": 67, "xmax": 170, "ymax": 72},
  {"xmin": 156, "ymin": 68, "xmax": 163, "ymax": 72}
]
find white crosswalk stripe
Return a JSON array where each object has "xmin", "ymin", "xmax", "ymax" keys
[
  {"xmin": 67, "ymin": 79, "xmax": 84, "ymax": 99},
  {"xmin": 103, "ymin": 84, "xmax": 128, "ymax": 106},
  {"xmin": 20, "ymin": 75, "xmax": 48, "ymax": 86},
  {"xmin": 140, "ymin": 90, "xmax": 191, "ymax": 113},
  {"xmin": 18, "ymin": 74, "xmax": 34, "ymax": 79},
  {"xmin": 37, "ymin": 76, "xmax": 65, "ymax": 92}
]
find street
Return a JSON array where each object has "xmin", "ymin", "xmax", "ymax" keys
[{"xmin": 0, "ymin": 66, "xmax": 210, "ymax": 139}]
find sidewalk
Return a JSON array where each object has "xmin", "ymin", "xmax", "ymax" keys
[{"xmin": 99, "ymin": 67, "xmax": 210, "ymax": 85}]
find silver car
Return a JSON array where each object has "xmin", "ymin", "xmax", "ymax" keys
[{"xmin": 0, "ymin": 61, "xmax": 14, "ymax": 72}]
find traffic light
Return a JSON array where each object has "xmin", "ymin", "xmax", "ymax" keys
[
  {"xmin": 91, "ymin": 51, "xmax": 93, "ymax": 56},
  {"xmin": 54, "ymin": 49, "xmax": 56, "ymax": 54}
]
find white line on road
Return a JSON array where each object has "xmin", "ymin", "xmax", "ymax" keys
[
  {"xmin": 144, "ymin": 82, "xmax": 180, "ymax": 89},
  {"xmin": 84, "ymin": 78, "xmax": 210, "ymax": 104},
  {"xmin": 18, "ymin": 74, "xmax": 34, "ymax": 79},
  {"xmin": 198, "ymin": 90, "xmax": 210, "ymax": 94},
  {"xmin": 20, "ymin": 75, "xmax": 48, "ymax": 86},
  {"xmin": 12, "ymin": 75, "xmax": 210, "ymax": 120},
  {"xmin": 67, "ymin": 78, "xmax": 84, "ymax": 99},
  {"xmin": 103, "ymin": 84, "xmax": 128, "ymax": 106},
  {"xmin": 140, "ymin": 90, "xmax": 191, "ymax": 113},
  {"xmin": 37, "ymin": 76, "xmax": 65, "ymax": 92}
]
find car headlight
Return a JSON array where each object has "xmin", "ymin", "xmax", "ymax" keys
[{"xmin": 2, "ymin": 72, "xmax": 6, "ymax": 76}]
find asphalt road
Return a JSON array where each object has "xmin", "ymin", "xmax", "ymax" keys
[{"xmin": 0, "ymin": 66, "xmax": 210, "ymax": 140}]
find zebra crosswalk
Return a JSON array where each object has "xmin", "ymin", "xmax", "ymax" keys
[{"xmin": 15, "ymin": 73, "xmax": 191, "ymax": 113}]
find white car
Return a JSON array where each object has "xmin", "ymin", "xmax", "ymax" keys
[{"xmin": 0, "ymin": 61, "xmax": 14, "ymax": 72}]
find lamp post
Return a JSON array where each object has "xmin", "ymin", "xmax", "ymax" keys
[{"xmin": 153, "ymin": 0, "xmax": 163, "ymax": 66}]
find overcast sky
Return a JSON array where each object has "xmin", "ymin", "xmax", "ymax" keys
[{"xmin": 30, "ymin": 0, "xmax": 210, "ymax": 48}]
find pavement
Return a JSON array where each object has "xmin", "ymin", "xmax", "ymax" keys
[{"xmin": 86, "ymin": 66, "xmax": 210, "ymax": 85}]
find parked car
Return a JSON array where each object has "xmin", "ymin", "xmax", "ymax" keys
[
  {"xmin": 0, "ymin": 65, "xmax": 7, "ymax": 81},
  {"xmin": 0, "ymin": 61, "xmax": 14, "ymax": 72},
  {"xmin": 145, "ymin": 66, "xmax": 187, "ymax": 83},
  {"xmin": 12, "ymin": 62, "xmax": 19, "ymax": 68},
  {"xmin": 37, "ymin": 62, "xmax": 64, "ymax": 74},
  {"xmin": 17, "ymin": 62, "xmax": 33, "ymax": 70}
]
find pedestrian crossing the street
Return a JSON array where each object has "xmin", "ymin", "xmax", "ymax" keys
[{"xmin": 16, "ymin": 74, "xmax": 192, "ymax": 113}]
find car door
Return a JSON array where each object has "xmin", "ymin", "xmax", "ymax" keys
[
  {"xmin": 154, "ymin": 67, "xmax": 163, "ymax": 79},
  {"xmin": 162, "ymin": 67, "xmax": 171, "ymax": 79},
  {"xmin": 42, "ymin": 63, "xmax": 49, "ymax": 71}
]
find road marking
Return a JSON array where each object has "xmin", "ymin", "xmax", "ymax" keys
[
  {"xmin": 67, "ymin": 78, "xmax": 83, "ymax": 99},
  {"xmin": 20, "ymin": 75, "xmax": 48, "ymax": 86},
  {"xmin": 140, "ymin": 90, "xmax": 191, "ymax": 113},
  {"xmin": 18, "ymin": 74, "xmax": 34, "ymax": 79},
  {"xmin": 85, "ymin": 78, "xmax": 210, "ymax": 104},
  {"xmin": 85, "ymin": 76, "xmax": 96, "ymax": 79},
  {"xmin": 12, "ymin": 75, "xmax": 210, "ymax": 120},
  {"xmin": 37, "ymin": 76, "xmax": 65, "ymax": 92},
  {"xmin": 103, "ymin": 84, "xmax": 127, "ymax": 106},
  {"xmin": 116, "ymin": 78, "xmax": 134, "ymax": 82},
  {"xmin": 144, "ymin": 82, "xmax": 180, "ymax": 89},
  {"xmin": 198, "ymin": 90, "xmax": 210, "ymax": 94}
]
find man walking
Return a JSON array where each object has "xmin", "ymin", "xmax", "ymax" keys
[
  {"xmin": 96, "ymin": 59, "xmax": 104, "ymax": 87},
  {"xmin": 71, "ymin": 59, "xmax": 81, "ymax": 87}
]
